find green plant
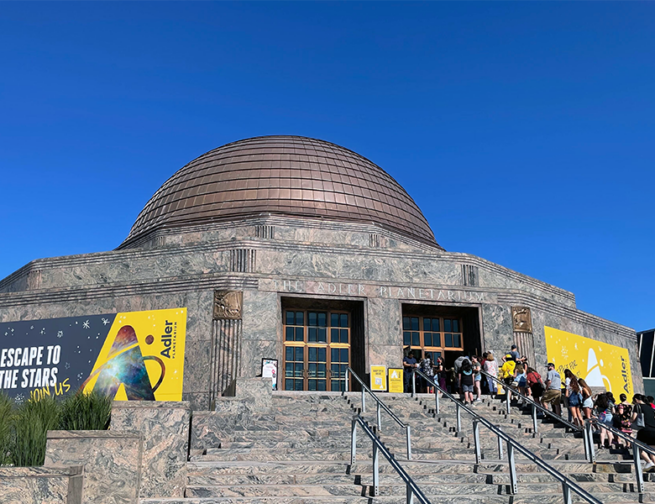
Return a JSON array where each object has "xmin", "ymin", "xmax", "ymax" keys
[
  {"xmin": 0, "ymin": 393, "xmax": 14, "ymax": 465},
  {"xmin": 59, "ymin": 391, "xmax": 112, "ymax": 431},
  {"xmin": 11, "ymin": 395, "xmax": 61, "ymax": 467}
]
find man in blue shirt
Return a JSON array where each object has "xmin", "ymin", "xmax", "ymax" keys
[{"xmin": 403, "ymin": 351, "xmax": 418, "ymax": 393}]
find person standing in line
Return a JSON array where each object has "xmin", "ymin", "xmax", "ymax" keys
[
  {"xmin": 500, "ymin": 355, "xmax": 516, "ymax": 389},
  {"xmin": 509, "ymin": 344, "xmax": 521, "ymax": 362},
  {"xmin": 420, "ymin": 353, "xmax": 434, "ymax": 393},
  {"xmin": 403, "ymin": 351, "xmax": 418, "ymax": 393},
  {"xmin": 565, "ymin": 374, "xmax": 584, "ymax": 427},
  {"xmin": 632, "ymin": 395, "xmax": 655, "ymax": 472},
  {"xmin": 563, "ymin": 369, "xmax": 575, "ymax": 423},
  {"xmin": 471, "ymin": 355, "xmax": 482, "ymax": 402},
  {"xmin": 512, "ymin": 362, "xmax": 528, "ymax": 404},
  {"xmin": 595, "ymin": 394, "xmax": 615, "ymax": 449},
  {"xmin": 579, "ymin": 378, "xmax": 594, "ymax": 419},
  {"xmin": 541, "ymin": 363, "xmax": 562, "ymax": 415},
  {"xmin": 434, "ymin": 356, "xmax": 447, "ymax": 393},
  {"xmin": 483, "ymin": 351, "xmax": 498, "ymax": 397},
  {"xmin": 526, "ymin": 367, "xmax": 544, "ymax": 403},
  {"xmin": 459, "ymin": 359, "xmax": 475, "ymax": 406},
  {"xmin": 616, "ymin": 394, "xmax": 633, "ymax": 448}
]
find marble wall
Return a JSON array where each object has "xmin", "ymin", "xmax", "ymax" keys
[{"xmin": 0, "ymin": 466, "xmax": 83, "ymax": 504}]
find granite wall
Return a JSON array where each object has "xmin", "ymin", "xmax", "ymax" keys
[{"xmin": 0, "ymin": 466, "xmax": 83, "ymax": 504}]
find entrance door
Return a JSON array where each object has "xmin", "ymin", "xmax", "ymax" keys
[
  {"xmin": 402, "ymin": 315, "xmax": 464, "ymax": 362},
  {"xmin": 283, "ymin": 310, "xmax": 351, "ymax": 391}
]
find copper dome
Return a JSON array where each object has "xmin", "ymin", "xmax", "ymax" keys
[{"xmin": 123, "ymin": 136, "xmax": 440, "ymax": 248}]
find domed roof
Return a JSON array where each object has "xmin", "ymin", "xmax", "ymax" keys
[{"xmin": 124, "ymin": 136, "xmax": 440, "ymax": 248}]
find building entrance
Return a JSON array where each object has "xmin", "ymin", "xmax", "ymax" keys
[{"xmin": 283, "ymin": 309, "xmax": 350, "ymax": 391}]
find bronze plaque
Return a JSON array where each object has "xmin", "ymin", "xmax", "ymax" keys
[
  {"xmin": 512, "ymin": 306, "xmax": 532, "ymax": 333},
  {"xmin": 214, "ymin": 290, "xmax": 243, "ymax": 320}
]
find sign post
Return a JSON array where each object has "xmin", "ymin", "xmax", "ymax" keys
[{"xmin": 388, "ymin": 368, "xmax": 403, "ymax": 393}]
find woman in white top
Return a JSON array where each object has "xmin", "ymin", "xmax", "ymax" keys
[{"xmin": 483, "ymin": 351, "xmax": 498, "ymax": 397}]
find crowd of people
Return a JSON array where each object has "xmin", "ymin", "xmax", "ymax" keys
[{"xmin": 402, "ymin": 345, "xmax": 655, "ymax": 469}]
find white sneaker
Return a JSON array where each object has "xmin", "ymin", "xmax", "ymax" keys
[
  {"xmin": 643, "ymin": 462, "xmax": 654, "ymax": 472},
  {"xmin": 474, "ymin": 398, "xmax": 482, "ymax": 402}
]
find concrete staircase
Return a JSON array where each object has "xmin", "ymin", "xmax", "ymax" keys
[{"xmin": 141, "ymin": 391, "xmax": 655, "ymax": 504}]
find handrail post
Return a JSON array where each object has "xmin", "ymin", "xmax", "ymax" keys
[
  {"xmin": 377, "ymin": 402, "xmax": 382, "ymax": 430},
  {"xmin": 406, "ymin": 483, "xmax": 414, "ymax": 504},
  {"xmin": 350, "ymin": 418, "xmax": 357, "ymax": 466},
  {"xmin": 497, "ymin": 428, "xmax": 504, "ymax": 460},
  {"xmin": 562, "ymin": 481, "xmax": 572, "ymax": 504},
  {"xmin": 411, "ymin": 371, "xmax": 416, "ymax": 398},
  {"xmin": 531, "ymin": 404, "xmax": 538, "ymax": 433},
  {"xmin": 634, "ymin": 442, "xmax": 644, "ymax": 493},
  {"xmin": 372, "ymin": 426, "xmax": 380, "ymax": 496},
  {"xmin": 406, "ymin": 425, "xmax": 412, "ymax": 460},
  {"xmin": 345, "ymin": 369, "xmax": 349, "ymax": 393},
  {"xmin": 506, "ymin": 386, "xmax": 511, "ymax": 415},
  {"xmin": 473, "ymin": 420, "xmax": 482, "ymax": 463},
  {"xmin": 456, "ymin": 402, "xmax": 462, "ymax": 432},
  {"xmin": 585, "ymin": 421, "xmax": 596, "ymax": 463},
  {"xmin": 435, "ymin": 387, "xmax": 440, "ymax": 414},
  {"xmin": 362, "ymin": 387, "xmax": 366, "ymax": 413},
  {"xmin": 507, "ymin": 442, "xmax": 518, "ymax": 494}
]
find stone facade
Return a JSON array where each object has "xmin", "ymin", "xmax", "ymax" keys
[
  {"xmin": 0, "ymin": 214, "xmax": 641, "ymax": 407},
  {"xmin": 0, "ymin": 466, "xmax": 83, "ymax": 504}
]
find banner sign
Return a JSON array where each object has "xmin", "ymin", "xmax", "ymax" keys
[
  {"xmin": 261, "ymin": 358, "xmax": 278, "ymax": 390},
  {"xmin": 0, "ymin": 308, "xmax": 187, "ymax": 402},
  {"xmin": 388, "ymin": 368, "xmax": 403, "ymax": 393},
  {"xmin": 545, "ymin": 326, "xmax": 633, "ymax": 396},
  {"xmin": 370, "ymin": 365, "xmax": 387, "ymax": 391}
]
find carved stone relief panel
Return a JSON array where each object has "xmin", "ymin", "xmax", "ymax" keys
[
  {"xmin": 512, "ymin": 306, "xmax": 533, "ymax": 333},
  {"xmin": 213, "ymin": 291, "xmax": 243, "ymax": 320}
]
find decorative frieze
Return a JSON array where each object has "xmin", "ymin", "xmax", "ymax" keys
[
  {"xmin": 229, "ymin": 249, "xmax": 256, "ymax": 273},
  {"xmin": 255, "ymin": 225, "xmax": 275, "ymax": 239},
  {"xmin": 461, "ymin": 264, "xmax": 479, "ymax": 287},
  {"xmin": 512, "ymin": 306, "xmax": 533, "ymax": 333},
  {"xmin": 213, "ymin": 290, "xmax": 243, "ymax": 320}
]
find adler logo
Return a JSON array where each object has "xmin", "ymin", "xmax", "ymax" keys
[
  {"xmin": 621, "ymin": 355, "xmax": 630, "ymax": 393},
  {"xmin": 161, "ymin": 320, "xmax": 176, "ymax": 359}
]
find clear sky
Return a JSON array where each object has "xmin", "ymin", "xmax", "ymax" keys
[{"xmin": 0, "ymin": 3, "xmax": 653, "ymax": 331}]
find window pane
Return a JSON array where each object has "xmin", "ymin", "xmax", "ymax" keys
[
  {"xmin": 411, "ymin": 317, "xmax": 419, "ymax": 331},
  {"xmin": 340, "ymin": 329, "xmax": 348, "ymax": 343},
  {"xmin": 341, "ymin": 348, "xmax": 348, "ymax": 362},
  {"xmin": 423, "ymin": 318, "xmax": 431, "ymax": 331},
  {"xmin": 454, "ymin": 334, "xmax": 461, "ymax": 348},
  {"xmin": 318, "ymin": 328, "xmax": 327, "ymax": 342},
  {"xmin": 432, "ymin": 318, "xmax": 440, "ymax": 332},
  {"xmin": 295, "ymin": 312, "xmax": 304, "ymax": 325},
  {"xmin": 308, "ymin": 312, "xmax": 317, "ymax": 326},
  {"xmin": 445, "ymin": 333, "xmax": 453, "ymax": 347},
  {"xmin": 424, "ymin": 333, "xmax": 433, "ymax": 347},
  {"xmin": 403, "ymin": 332, "xmax": 411, "ymax": 346},
  {"xmin": 403, "ymin": 317, "xmax": 410, "ymax": 330},
  {"xmin": 308, "ymin": 363, "xmax": 317, "ymax": 377},
  {"xmin": 444, "ymin": 319, "xmax": 451, "ymax": 332},
  {"xmin": 331, "ymin": 313, "xmax": 339, "ymax": 327},
  {"xmin": 434, "ymin": 334, "xmax": 441, "ymax": 347},
  {"xmin": 331, "ymin": 328, "xmax": 339, "ymax": 342},
  {"xmin": 318, "ymin": 347, "xmax": 326, "ymax": 362},
  {"xmin": 285, "ymin": 379, "xmax": 294, "ymax": 390},
  {"xmin": 331, "ymin": 348, "xmax": 339, "ymax": 362},
  {"xmin": 452, "ymin": 320, "xmax": 459, "ymax": 332},
  {"xmin": 285, "ymin": 363, "xmax": 294, "ymax": 377},
  {"xmin": 285, "ymin": 327, "xmax": 294, "ymax": 341},
  {"xmin": 317, "ymin": 380, "xmax": 326, "ymax": 391},
  {"xmin": 340, "ymin": 314, "xmax": 348, "ymax": 327},
  {"xmin": 309, "ymin": 347, "xmax": 317, "ymax": 362},
  {"xmin": 295, "ymin": 327, "xmax": 304, "ymax": 341},
  {"xmin": 308, "ymin": 380, "xmax": 317, "ymax": 391},
  {"xmin": 295, "ymin": 347, "xmax": 304, "ymax": 361},
  {"xmin": 318, "ymin": 363, "xmax": 326, "ymax": 378},
  {"xmin": 294, "ymin": 380, "xmax": 303, "ymax": 391},
  {"xmin": 294, "ymin": 363, "xmax": 303, "ymax": 377},
  {"xmin": 412, "ymin": 332, "xmax": 420, "ymax": 346},
  {"xmin": 308, "ymin": 328, "xmax": 317, "ymax": 342},
  {"xmin": 286, "ymin": 311, "xmax": 294, "ymax": 325},
  {"xmin": 331, "ymin": 380, "xmax": 341, "ymax": 391},
  {"xmin": 318, "ymin": 312, "xmax": 327, "ymax": 327},
  {"xmin": 286, "ymin": 346, "xmax": 293, "ymax": 361}
]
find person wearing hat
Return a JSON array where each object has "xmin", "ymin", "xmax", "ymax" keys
[
  {"xmin": 542, "ymin": 363, "xmax": 562, "ymax": 415},
  {"xmin": 500, "ymin": 354, "xmax": 516, "ymax": 388}
]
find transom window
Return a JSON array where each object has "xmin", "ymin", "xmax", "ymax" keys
[{"xmin": 403, "ymin": 316, "xmax": 463, "ymax": 359}]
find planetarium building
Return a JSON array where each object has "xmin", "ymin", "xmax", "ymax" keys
[{"xmin": 0, "ymin": 136, "xmax": 641, "ymax": 407}]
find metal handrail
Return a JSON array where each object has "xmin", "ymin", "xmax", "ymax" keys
[
  {"xmin": 586, "ymin": 417, "xmax": 655, "ymax": 493},
  {"xmin": 350, "ymin": 415, "xmax": 430, "ymax": 504},
  {"xmin": 414, "ymin": 369, "xmax": 602, "ymax": 504},
  {"xmin": 345, "ymin": 367, "xmax": 412, "ymax": 459},
  {"xmin": 479, "ymin": 369, "xmax": 582, "ymax": 433}
]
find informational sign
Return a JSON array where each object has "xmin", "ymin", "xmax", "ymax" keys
[
  {"xmin": 388, "ymin": 368, "xmax": 403, "ymax": 393},
  {"xmin": 370, "ymin": 365, "xmax": 387, "ymax": 391},
  {"xmin": 0, "ymin": 308, "xmax": 187, "ymax": 402},
  {"xmin": 261, "ymin": 358, "xmax": 278, "ymax": 390},
  {"xmin": 545, "ymin": 326, "xmax": 633, "ymax": 396}
]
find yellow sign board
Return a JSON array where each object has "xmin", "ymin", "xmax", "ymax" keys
[
  {"xmin": 83, "ymin": 308, "xmax": 187, "ymax": 401},
  {"xmin": 388, "ymin": 368, "xmax": 403, "ymax": 393},
  {"xmin": 545, "ymin": 326, "xmax": 633, "ymax": 396},
  {"xmin": 370, "ymin": 365, "xmax": 387, "ymax": 391}
]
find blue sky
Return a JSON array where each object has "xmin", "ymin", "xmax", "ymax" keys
[{"xmin": 0, "ymin": 3, "xmax": 653, "ymax": 331}]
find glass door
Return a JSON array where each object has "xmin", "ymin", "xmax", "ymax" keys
[{"xmin": 283, "ymin": 310, "xmax": 351, "ymax": 391}]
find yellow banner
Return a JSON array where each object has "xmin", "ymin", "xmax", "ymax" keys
[
  {"xmin": 388, "ymin": 368, "xmax": 403, "ymax": 393},
  {"xmin": 370, "ymin": 365, "xmax": 387, "ymax": 391},
  {"xmin": 544, "ymin": 326, "xmax": 632, "ymax": 396},
  {"xmin": 82, "ymin": 308, "xmax": 187, "ymax": 401}
]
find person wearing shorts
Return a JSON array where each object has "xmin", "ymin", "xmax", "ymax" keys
[
  {"xmin": 459, "ymin": 359, "xmax": 475, "ymax": 405},
  {"xmin": 633, "ymin": 395, "xmax": 655, "ymax": 471},
  {"xmin": 472, "ymin": 356, "xmax": 482, "ymax": 402},
  {"xmin": 542, "ymin": 363, "xmax": 562, "ymax": 415}
]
